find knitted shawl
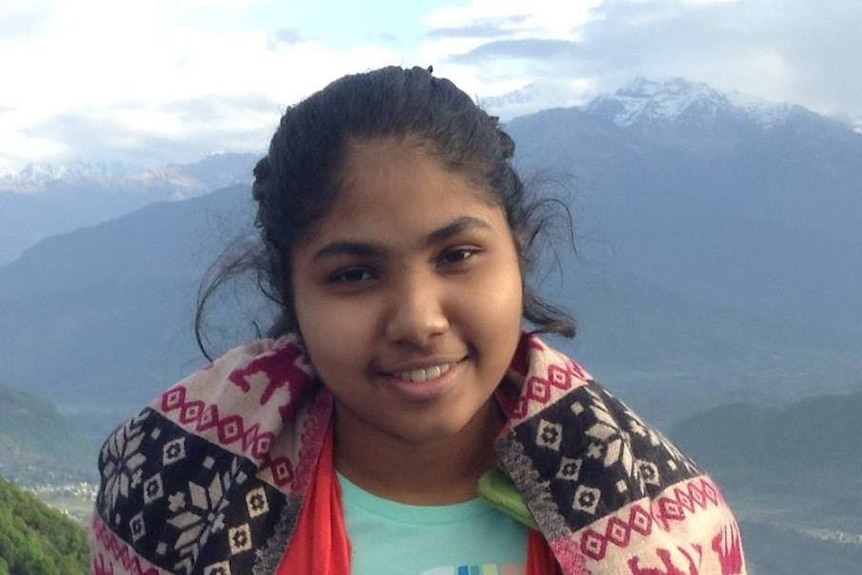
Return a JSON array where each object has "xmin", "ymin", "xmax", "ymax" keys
[{"xmin": 91, "ymin": 334, "xmax": 746, "ymax": 575}]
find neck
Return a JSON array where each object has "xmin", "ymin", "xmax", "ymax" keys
[{"xmin": 333, "ymin": 400, "xmax": 504, "ymax": 505}]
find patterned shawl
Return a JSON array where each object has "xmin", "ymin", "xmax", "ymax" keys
[{"xmin": 91, "ymin": 334, "xmax": 746, "ymax": 575}]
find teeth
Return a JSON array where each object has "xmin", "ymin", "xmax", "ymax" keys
[{"xmin": 397, "ymin": 364, "xmax": 451, "ymax": 383}]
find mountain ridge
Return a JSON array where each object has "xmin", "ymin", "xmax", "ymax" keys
[
  {"xmin": 2, "ymin": 76, "xmax": 861, "ymax": 431},
  {"xmin": 0, "ymin": 152, "xmax": 257, "ymax": 196},
  {"xmin": 0, "ymin": 152, "xmax": 258, "ymax": 266},
  {"xmin": 586, "ymin": 76, "xmax": 819, "ymax": 129}
]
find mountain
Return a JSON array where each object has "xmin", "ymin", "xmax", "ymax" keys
[
  {"xmin": 0, "ymin": 77, "xmax": 860, "ymax": 435},
  {"xmin": 0, "ymin": 152, "xmax": 258, "ymax": 266},
  {"xmin": 669, "ymin": 391, "xmax": 862, "ymax": 575},
  {"xmin": 0, "ymin": 387, "xmax": 97, "ymax": 485},
  {"xmin": 518, "ymin": 77, "xmax": 862, "ymax": 246},
  {"xmin": 504, "ymin": 77, "xmax": 862, "ymax": 416},
  {"xmin": 671, "ymin": 390, "xmax": 862, "ymax": 507},
  {"xmin": 0, "ymin": 160, "xmax": 133, "ymax": 192},
  {"xmin": 0, "ymin": 184, "xmax": 265, "ymax": 436},
  {"xmin": 583, "ymin": 77, "xmax": 813, "ymax": 129},
  {"xmin": 0, "ymin": 476, "xmax": 89, "ymax": 575}
]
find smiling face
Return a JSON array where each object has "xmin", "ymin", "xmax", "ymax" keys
[{"xmin": 291, "ymin": 137, "xmax": 524, "ymax": 454}]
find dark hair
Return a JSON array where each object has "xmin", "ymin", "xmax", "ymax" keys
[{"xmin": 196, "ymin": 65, "xmax": 574, "ymax": 358}]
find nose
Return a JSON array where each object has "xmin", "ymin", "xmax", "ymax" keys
[{"xmin": 383, "ymin": 271, "xmax": 449, "ymax": 347}]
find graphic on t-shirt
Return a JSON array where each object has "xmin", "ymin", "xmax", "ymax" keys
[{"xmin": 420, "ymin": 564, "xmax": 525, "ymax": 575}]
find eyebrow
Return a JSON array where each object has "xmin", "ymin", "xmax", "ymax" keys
[{"xmin": 312, "ymin": 216, "xmax": 493, "ymax": 262}]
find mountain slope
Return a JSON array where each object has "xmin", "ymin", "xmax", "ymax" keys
[
  {"xmin": 0, "ymin": 387, "xmax": 97, "ymax": 485},
  {"xmin": 670, "ymin": 390, "xmax": 862, "ymax": 501},
  {"xmin": 0, "ymin": 184, "xmax": 265, "ymax": 435},
  {"xmin": 0, "ymin": 153, "xmax": 257, "ymax": 265},
  {"xmin": 508, "ymin": 80, "xmax": 862, "ymax": 410},
  {"xmin": 1, "ymin": 78, "xmax": 860, "ymax": 433},
  {"xmin": 669, "ymin": 391, "xmax": 862, "ymax": 575},
  {"xmin": 0, "ymin": 476, "xmax": 89, "ymax": 575}
]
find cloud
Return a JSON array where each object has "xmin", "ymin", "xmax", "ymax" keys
[
  {"xmin": 267, "ymin": 28, "xmax": 304, "ymax": 51},
  {"xmin": 0, "ymin": 0, "xmax": 410, "ymax": 172},
  {"xmin": 163, "ymin": 94, "xmax": 279, "ymax": 124},
  {"xmin": 23, "ymin": 94, "xmax": 281, "ymax": 168},
  {"xmin": 3, "ymin": 0, "xmax": 861, "ymax": 173},
  {"xmin": 581, "ymin": 0, "xmax": 862, "ymax": 115},
  {"xmin": 452, "ymin": 38, "xmax": 580, "ymax": 62},
  {"xmin": 442, "ymin": 0, "xmax": 862, "ymax": 118},
  {"xmin": 0, "ymin": 8, "xmax": 48, "ymax": 38},
  {"xmin": 425, "ymin": 15, "xmax": 529, "ymax": 39},
  {"xmin": 376, "ymin": 32, "xmax": 399, "ymax": 43}
]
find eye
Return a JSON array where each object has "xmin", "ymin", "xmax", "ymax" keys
[
  {"xmin": 438, "ymin": 247, "xmax": 479, "ymax": 266},
  {"xmin": 327, "ymin": 267, "xmax": 375, "ymax": 283}
]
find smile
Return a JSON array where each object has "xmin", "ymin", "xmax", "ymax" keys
[{"xmin": 395, "ymin": 363, "xmax": 453, "ymax": 383}]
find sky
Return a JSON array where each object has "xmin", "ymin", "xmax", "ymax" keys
[{"xmin": 1, "ymin": 0, "xmax": 860, "ymax": 175}]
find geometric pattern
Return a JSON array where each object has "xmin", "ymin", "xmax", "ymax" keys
[
  {"xmin": 578, "ymin": 476, "xmax": 723, "ymax": 561},
  {"xmin": 92, "ymin": 334, "xmax": 745, "ymax": 575},
  {"xmin": 159, "ymin": 385, "xmax": 297, "ymax": 488},
  {"xmin": 95, "ymin": 406, "xmax": 291, "ymax": 575},
  {"xmin": 490, "ymin": 338, "xmax": 745, "ymax": 574},
  {"xmin": 504, "ymin": 378, "xmax": 703, "ymax": 532}
]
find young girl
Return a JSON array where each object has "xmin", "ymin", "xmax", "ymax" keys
[{"xmin": 91, "ymin": 66, "xmax": 746, "ymax": 575}]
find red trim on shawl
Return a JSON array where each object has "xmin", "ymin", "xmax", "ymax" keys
[
  {"xmin": 276, "ymin": 426, "xmax": 351, "ymax": 574},
  {"xmin": 528, "ymin": 529, "xmax": 563, "ymax": 575}
]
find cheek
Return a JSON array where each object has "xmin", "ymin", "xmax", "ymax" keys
[
  {"xmin": 460, "ymin": 257, "xmax": 524, "ymax": 337},
  {"xmin": 292, "ymin": 287, "xmax": 380, "ymax": 387}
]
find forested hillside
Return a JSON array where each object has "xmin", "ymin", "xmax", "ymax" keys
[{"xmin": 0, "ymin": 476, "xmax": 88, "ymax": 575}]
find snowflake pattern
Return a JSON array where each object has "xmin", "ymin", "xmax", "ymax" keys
[
  {"xmin": 94, "ymin": 406, "xmax": 292, "ymax": 575},
  {"xmin": 99, "ymin": 411, "xmax": 149, "ymax": 513},
  {"xmin": 167, "ymin": 465, "xmax": 237, "ymax": 566},
  {"xmin": 507, "ymin": 379, "xmax": 702, "ymax": 531}
]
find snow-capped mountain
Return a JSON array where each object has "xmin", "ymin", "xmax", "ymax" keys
[
  {"xmin": 0, "ymin": 152, "xmax": 259, "ymax": 265},
  {"xmin": 583, "ymin": 77, "xmax": 811, "ymax": 129},
  {"xmin": 0, "ymin": 152, "xmax": 257, "ymax": 197},
  {"xmin": 0, "ymin": 161, "xmax": 134, "ymax": 193}
]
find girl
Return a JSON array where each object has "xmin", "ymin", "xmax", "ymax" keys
[{"xmin": 91, "ymin": 66, "xmax": 746, "ymax": 575}]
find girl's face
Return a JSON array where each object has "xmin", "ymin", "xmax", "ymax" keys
[{"xmin": 291, "ymin": 138, "xmax": 523, "ymax": 450}]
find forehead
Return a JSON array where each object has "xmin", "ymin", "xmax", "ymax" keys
[{"xmin": 303, "ymin": 138, "xmax": 505, "ymax": 245}]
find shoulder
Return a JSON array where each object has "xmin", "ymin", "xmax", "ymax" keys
[
  {"xmin": 498, "ymin": 336, "xmax": 746, "ymax": 575},
  {"xmin": 90, "ymin": 335, "xmax": 324, "ymax": 575}
]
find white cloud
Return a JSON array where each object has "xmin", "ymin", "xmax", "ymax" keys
[
  {"xmin": 426, "ymin": 0, "xmax": 602, "ymax": 39},
  {"xmin": 441, "ymin": 0, "xmax": 862, "ymax": 121},
  {"xmin": 1, "ymin": 0, "xmax": 861, "ymax": 175},
  {"xmin": 0, "ymin": 0, "xmax": 413, "ymax": 172}
]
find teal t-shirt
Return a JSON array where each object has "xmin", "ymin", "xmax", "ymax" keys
[{"xmin": 338, "ymin": 473, "xmax": 528, "ymax": 575}]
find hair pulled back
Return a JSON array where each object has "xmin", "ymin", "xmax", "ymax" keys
[{"xmin": 196, "ymin": 66, "xmax": 574, "ymax": 357}]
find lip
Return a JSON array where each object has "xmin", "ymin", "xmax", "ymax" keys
[{"xmin": 378, "ymin": 355, "xmax": 469, "ymax": 403}]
